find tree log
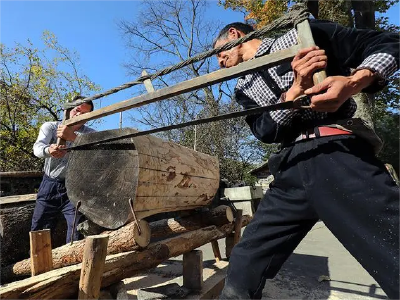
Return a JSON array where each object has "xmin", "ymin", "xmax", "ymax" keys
[
  {"xmin": 0, "ymin": 219, "xmax": 250, "ymax": 300},
  {"xmin": 67, "ymin": 128, "xmax": 220, "ymax": 229},
  {"xmin": 0, "ymin": 199, "xmax": 67, "ymax": 268},
  {"xmin": 1, "ymin": 206, "xmax": 237, "ymax": 283}
]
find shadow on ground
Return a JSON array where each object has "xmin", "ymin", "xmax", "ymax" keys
[{"xmin": 263, "ymin": 253, "xmax": 385, "ymax": 300}]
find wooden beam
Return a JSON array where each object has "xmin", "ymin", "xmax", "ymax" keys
[
  {"xmin": 78, "ymin": 235, "xmax": 109, "ymax": 300},
  {"xmin": 0, "ymin": 193, "xmax": 36, "ymax": 205},
  {"xmin": 29, "ymin": 229, "xmax": 53, "ymax": 276},
  {"xmin": 0, "ymin": 171, "xmax": 43, "ymax": 178},
  {"xmin": 65, "ymin": 44, "xmax": 301, "ymax": 126},
  {"xmin": 225, "ymin": 209, "xmax": 244, "ymax": 258},
  {"xmin": 183, "ymin": 250, "xmax": 203, "ymax": 290}
]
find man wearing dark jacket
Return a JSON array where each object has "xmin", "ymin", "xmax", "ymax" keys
[{"xmin": 213, "ymin": 20, "xmax": 399, "ymax": 299}]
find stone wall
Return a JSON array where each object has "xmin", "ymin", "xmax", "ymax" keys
[{"xmin": 0, "ymin": 171, "xmax": 43, "ymax": 196}]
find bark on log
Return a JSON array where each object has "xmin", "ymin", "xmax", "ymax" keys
[
  {"xmin": 0, "ymin": 218, "xmax": 250, "ymax": 300},
  {"xmin": 0, "ymin": 199, "xmax": 67, "ymax": 268},
  {"xmin": 1, "ymin": 206, "xmax": 236, "ymax": 283}
]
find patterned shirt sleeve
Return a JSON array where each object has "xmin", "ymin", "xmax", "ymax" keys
[
  {"xmin": 270, "ymin": 92, "xmax": 298, "ymax": 126},
  {"xmin": 352, "ymin": 53, "xmax": 398, "ymax": 80}
]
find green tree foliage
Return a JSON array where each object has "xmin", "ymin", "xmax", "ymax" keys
[{"xmin": 0, "ymin": 32, "xmax": 100, "ymax": 172}]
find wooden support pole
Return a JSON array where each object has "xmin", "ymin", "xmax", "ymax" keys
[
  {"xmin": 211, "ymin": 240, "xmax": 222, "ymax": 262},
  {"xmin": 183, "ymin": 250, "xmax": 203, "ymax": 290},
  {"xmin": 29, "ymin": 229, "xmax": 53, "ymax": 276},
  {"xmin": 225, "ymin": 233, "xmax": 234, "ymax": 259},
  {"xmin": 233, "ymin": 209, "xmax": 243, "ymax": 245},
  {"xmin": 78, "ymin": 234, "xmax": 109, "ymax": 300},
  {"xmin": 225, "ymin": 209, "xmax": 243, "ymax": 259}
]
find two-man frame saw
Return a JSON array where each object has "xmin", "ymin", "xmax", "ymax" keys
[{"xmin": 64, "ymin": 20, "xmax": 326, "ymax": 152}]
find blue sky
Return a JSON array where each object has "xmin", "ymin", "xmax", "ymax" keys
[
  {"xmin": 0, "ymin": 0, "xmax": 246, "ymax": 130},
  {"xmin": 1, "ymin": 1, "xmax": 399, "ymax": 131}
]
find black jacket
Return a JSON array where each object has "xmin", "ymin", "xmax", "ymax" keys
[{"xmin": 235, "ymin": 19, "xmax": 399, "ymax": 144}]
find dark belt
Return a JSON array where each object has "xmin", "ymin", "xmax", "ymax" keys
[{"xmin": 295, "ymin": 126, "xmax": 352, "ymax": 142}]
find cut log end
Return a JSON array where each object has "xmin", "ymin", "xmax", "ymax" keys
[{"xmin": 133, "ymin": 219, "xmax": 151, "ymax": 248}]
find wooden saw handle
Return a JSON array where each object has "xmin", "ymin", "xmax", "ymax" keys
[{"xmin": 296, "ymin": 19, "xmax": 327, "ymax": 86}]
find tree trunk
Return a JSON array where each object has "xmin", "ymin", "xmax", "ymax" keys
[
  {"xmin": 352, "ymin": 93, "xmax": 375, "ymax": 129},
  {"xmin": 0, "ymin": 221, "xmax": 250, "ymax": 300},
  {"xmin": 1, "ymin": 206, "xmax": 237, "ymax": 283},
  {"xmin": 306, "ymin": 0, "xmax": 319, "ymax": 19},
  {"xmin": 350, "ymin": 0, "xmax": 376, "ymax": 129}
]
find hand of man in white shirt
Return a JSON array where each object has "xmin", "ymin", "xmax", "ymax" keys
[
  {"xmin": 48, "ymin": 144, "xmax": 67, "ymax": 158},
  {"xmin": 57, "ymin": 125, "xmax": 78, "ymax": 142}
]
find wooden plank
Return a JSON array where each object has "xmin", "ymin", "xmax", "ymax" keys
[
  {"xmin": 64, "ymin": 44, "xmax": 301, "ymax": 126},
  {"xmin": 231, "ymin": 201, "xmax": 255, "ymax": 217},
  {"xmin": 224, "ymin": 186, "xmax": 263, "ymax": 201},
  {"xmin": 0, "ymin": 193, "xmax": 37, "ymax": 205},
  {"xmin": 78, "ymin": 235, "xmax": 109, "ymax": 300},
  {"xmin": 183, "ymin": 250, "xmax": 203, "ymax": 290},
  {"xmin": 0, "ymin": 171, "xmax": 43, "ymax": 178},
  {"xmin": 29, "ymin": 229, "xmax": 53, "ymax": 276},
  {"xmin": 296, "ymin": 20, "xmax": 327, "ymax": 85}
]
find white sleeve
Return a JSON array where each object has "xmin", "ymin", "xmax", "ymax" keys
[{"xmin": 33, "ymin": 123, "xmax": 54, "ymax": 158}]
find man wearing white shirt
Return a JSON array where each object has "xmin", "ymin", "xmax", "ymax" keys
[{"xmin": 31, "ymin": 96, "xmax": 95, "ymax": 243}]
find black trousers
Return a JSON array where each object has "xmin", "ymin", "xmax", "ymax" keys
[
  {"xmin": 31, "ymin": 175, "xmax": 82, "ymax": 243},
  {"xmin": 220, "ymin": 135, "xmax": 399, "ymax": 299}
]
